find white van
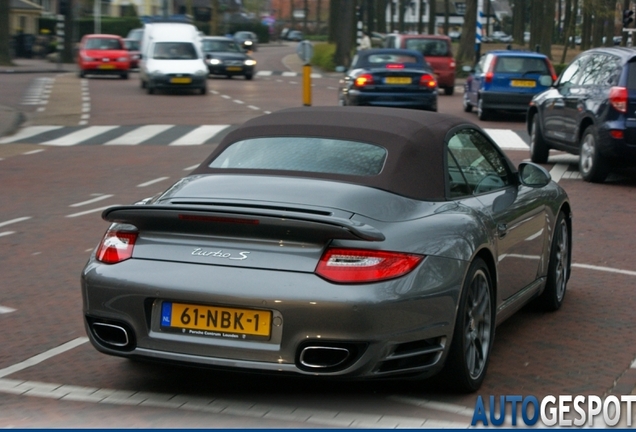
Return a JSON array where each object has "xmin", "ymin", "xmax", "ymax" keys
[{"xmin": 139, "ymin": 23, "xmax": 208, "ymax": 95}]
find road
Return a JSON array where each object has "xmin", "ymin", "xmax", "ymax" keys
[{"xmin": 1, "ymin": 42, "xmax": 636, "ymax": 428}]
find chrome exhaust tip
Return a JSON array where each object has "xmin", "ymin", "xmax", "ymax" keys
[
  {"xmin": 299, "ymin": 346, "xmax": 351, "ymax": 369},
  {"xmin": 91, "ymin": 322, "xmax": 130, "ymax": 347}
]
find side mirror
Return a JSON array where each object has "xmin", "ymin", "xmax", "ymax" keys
[
  {"xmin": 205, "ymin": 53, "xmax": 212, "ymax": 59},
  {"xmin": 518, "ymin": 162, "xmax": 551, "ymax": 187},
  {"xmin": 539, "ymin": 75, "xmax": 553, "ymax": 87}
]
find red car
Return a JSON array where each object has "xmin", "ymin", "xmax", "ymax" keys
[
  {"xmin": 77, "ymin": 34, "xmax": 130, "ymax": 79},
  {"xmin": 384, "ymin": 34, "xmax": 456, "ymax": 95},
  {"xmin": 123, "ymin": 38, "xmax": 141, "ymax": 69}
]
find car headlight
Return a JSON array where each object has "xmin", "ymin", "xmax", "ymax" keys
[
  {"xmin": 244, "ymin": 40, "xmax": 253, "ymax": 46},
  {"xmin": 209, "ymin": 58, "xmax": 222, "ymax": 65},
  {"xmin": 244, "ymin": 59, "xmax": 256, "ymax": 66},
  {"xmin": 117, "ymin": 57, "xmax": 128, "ymax": 62},
  {"xmin": 195, "ymin": 70, "xmax": 207, "ymax": 76},
  {"xmin": 82, "ymin": 55, "xmax": 94, "ymax": 61}
]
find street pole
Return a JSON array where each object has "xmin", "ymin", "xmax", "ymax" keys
[
  {"xmin": 94, "ymin": 0, "xmax": 101, "ymax": 34},
  {"xmin": 475, "ymin": 0, "xmax": 483, "ymax": 62}
]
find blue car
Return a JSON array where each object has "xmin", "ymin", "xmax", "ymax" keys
[{"xmin": 463, "ymin": 50, "xmax": 557, "ymax": 121}]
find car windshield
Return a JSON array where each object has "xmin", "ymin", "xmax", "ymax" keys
[
  {"xmin": 202, "ymin": 39, "xmax": 241, "ymax": 53},
  {"xmin": 235, "ymin": 32, "xmax": 253, "ymax": 40},
  {"xmin": 209, "ymin": 137, "xmax": 387, "ymax": 176},
  {"xmin": 153, "ymin": 42, "xmax": 198, "ymax": 60},
  {"xmin": 404, "ymin": 39, "xmax": 449, "ymax": 56},
  {"xmin": 494, "ymin": 56, "xmax": 548, "ymax": 74},
  {"xmin": 124, "ymin": 39, "xmax": 140, "ymax": 50},
  {"xmin": 84, "ymin": 38, "xmax": 122, "ymax": 50},
  {"xmin": 356, "ymin": 53, "xmax": 422, "ymax": 68}
]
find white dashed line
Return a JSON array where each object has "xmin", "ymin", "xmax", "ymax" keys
[
  {"xmin": 572, "ymin": 263, "xmax": 636, "ymax": 277},
  {"xmin": 66, "ymin": 205, "xmax": 119, "ymax": 218},
  {"xmin": 221, "ymin": 95, "xmax": 231, "ymax": 99},
  {"xmin": 69, "ymin": 194, "xmax": 114, "ymax": 207},
  {"xmin": 247, "ymin": 105, "xmax": 260, "ymax": 110},
  {"xmin": 549, "ymin": 163, "xmax": 569, "ymax": 183},
  {"xmin": 0, "ymin": 216, "xmax": 31, "ymax": 228},
  {"xmin": 184, "ymin": 164, "xmax": 199, "ymax": 171},
  {"xmin": 282, "ymin": 72, "xmax": 296, "ymax": 77},
  {"xmin": 0, "ymin": 231, "xmax": 15, "ymax": 237},
  {"xmin": 289, "ymin": 81, "xmax": 298, "ymax": 84},
  {"xmin": 388, "ymin": 396, "xmax": 474, "ymax": 417},
  {"xmin": 210, "ymin": 90, "xmax": 219, "ymax": 94},
  {"xmin": 0, "ymin": 305, "xmax": 16, "ymax": 314},
  {"xmin": 233, "ymin": 99, "xmax": 244, "ymax": 104},
  {"xmin": 22, "ymin": 149, "xmax": 45, "ymax": 155},
  {"xmin": 137, "ymin": 177, "xmax": 169, "ymax": 187},
  {"xmin": 0, "ymin": 338, "xmax": 88, "ymax": 378}
]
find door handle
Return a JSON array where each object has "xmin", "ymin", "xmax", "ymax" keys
[{"xmin": 497, "ymin": 223, "xmax": 508, "ymax": 238}]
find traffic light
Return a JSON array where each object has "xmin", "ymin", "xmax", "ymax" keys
[{"xmin": 623, "ymin": 9, "xmax": 634, "ymax": 28}]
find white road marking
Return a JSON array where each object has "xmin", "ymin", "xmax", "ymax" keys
[
  {"xmin": 0, "ymin": 305, "xmax": 16, "ymax": 314},
  {"xmin": 0, "ymin": 216, "xmax": 31, "ymax": 228},
  {"xmin": 22, "ymin": 149, "xmax": 45, "ymax": 155},
  {"xmin": 264, "ymin": 111, "xmax": 271, "ymax": 114},
  {"xmin": 247, "ymin": 105, "xmax": 260, "ymax": 110},
  {"xmin": 137, "ymin": 177, "xmax": 169, "ymax": 187},
  {"xmin": 282, "ymin": 72, "xmax": 296, "ymax": 77},
  {"xmin": 388, "ymin": 396, "xmax": 474, "ymax": 417},
  {"xmin": 210, "ymin": 90, "xmax": 219, "ymax": 94},
  {"xmin": 184, "ymin": 164, "xmax": 199, "ymax": 170},
  {"xmin": 549, "ymin": 163, "xmax": 569, "ymax": 183},
  {"xmin": 484, "ymin": 128, "xmax": 528, "ymax": 150},
  {"xmin": 43, "ymin": 126, "xmax": 118, "ymax": 146},
  {"xmin": 572, "ymin": 263, "xmax": 636, "ymax": 277},
  {"xmin": 256, "ymin": 71, "xmax": 272, "ymax": 76},
  {"xmin": 66, "ymin": 205, "xmax": 119, "ymax": 218},
  {"xmin": 233, "ymin": 99, "xmax": 244, "ymax": 104},
  {"xmin": 0, "ymin": 231, "xmax": 14, "ymax": 237},
  {"xmin": 169, "ymin": 125, "xmax": 229, "ymax": 146},
  {"xmin": 289, "ymin": 81, "xmax": 298, "ymax": 84},
  {"xmin": 69, "ymin": 194, "xmax": 114, "ymax": 207},
  {"xmin": 221, "ymin": 95, "xmax": 231, "ymax": 99},
  {"xmin": 310, "ymin": 73, "xmax": 322, "ymax": 79},
  {"xmin": 0, "ymin": 126, "xmax": 63, "ymax": 144},
  {"xmin": 0, "ymin": 338, "xmax": 88, "ymax": 378},
  {"xmin": 104, "ymin": 125, "xmax": 173, "ymax": 145}
]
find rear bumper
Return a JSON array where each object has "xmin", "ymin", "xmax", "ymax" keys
[
  {"xmin": 348, "ymin": 90, "xmax": 437, "ymax": 111},
  {"xmin": 148, "ymin": 75, "xmax": 207, "ymax": 89},
  {"xmin": 597, "ymin": 121, "xmax": 636, "ymax": 163},
  {"xmin": 480, "ymin": 91, "xmax": 534, "ymax": 111},
  {"xmin": 434, "ymin": 70, "xmax": 455, "ymax": 88},
  {"xmin": 80, "ymin": 62, "xmax": 129, "ymax": 74},
  {"xmin": 208, "ymin": 65, "xmax": 254, "ymax": 76}
]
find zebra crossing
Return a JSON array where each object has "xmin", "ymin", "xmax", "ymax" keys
[{"xmin": 0, "ymin": 124, "xmax": 530, "ymax": 150}]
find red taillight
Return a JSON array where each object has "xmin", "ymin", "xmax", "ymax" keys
[
  {"xmin": 355, "ymin": 74, "xmax": 374, "ymax": 87},
  {"xmin": 610, "ymin": 130, "xmax": 624, "ymax": 139},
  {"xmin": 449, "ymin": 60, "xmax": 456, "ymax": 69},
  {"xmin": 419, "ymin": 73, "xmax": 437, "ymax": 88},
  {"xmin": 386, "ymin": 63, "xmax": 404, "ymax": 69},
  {"xmin": 484, "ymin": 71, "xmax": 494, "ymax": 84},
  {"xmin": 609, "ymin": 86, "xmax": 628, "ymax": 113},
  {"xmin": 96, "ymin": 229, "xmax": 138, "ymax": 264},
  {"xmin": 546, "ymin": 61, "xmax": 557, "ymax": 83},
  {"xmin": 315, "ymin": 248, "xmax": 424, "ymax": 283}
]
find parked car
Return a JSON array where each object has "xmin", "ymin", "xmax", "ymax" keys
[
  {"xmin": 370, "ymin": 31, "xmax": 386, "ymax": 48},
  {"xmin": 527, "ymin": 47, "xmax": 636, "ymax": 182},
  {"xmin": 81, "ymin": 106, "xmax": 571, "ymax": 392},
  {"xmin": 383, "ymin": 34, "xmax": 456, "ymax": 95},
  {"xmin": 286, "ymin": 30, "xmax": 303, "ymax": 41},
  {"xmin": 463, "ymin": 49, "xmax": 557, "ymax": 120},
  {"xmin": 233, "ymin": 31, "xmax": 258, "ymax": 52},
  {"xmin": 201, "ymin": 36, "xmax": 256, "ymax": 80},
  {"xmin": 77, "ymin": 34, "xmax": 130, "ymax": 79},
  {"xmin": 491, "ymin": 31, "xmax": 513, "ymax": 43},
  {"xmin": 123, "ymin": 38, "xmax": 141, "ymax": 69},
  {"xmin": 338, "ymin": 48, "xmax": 438, "ymax": 111}
]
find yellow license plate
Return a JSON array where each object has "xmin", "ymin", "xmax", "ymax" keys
[
  {"xmin": 170, "ymin": 77, "xmax": 192, "ymax": 84},
  {"xmin": 98, "ymin": 64, "xmax": 115, "ymax": 69},
  {"xmin": 162, "ymin": 301, "xmax": 272, "ymax": 338},
  {"xmin": 511, "ymin": 79, "xmax": 536, "ymax": 87},
  {"xmin": 226, "ymin": 66, "xmax": 243, "ymax": 71},
  {"xmin": 385, "ymin": 77, "xmax": 412, "ymax": 84}
]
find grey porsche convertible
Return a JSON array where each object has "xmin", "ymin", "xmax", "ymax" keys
[{"xmin": 81, "ymin": 107, "xmax": 572, "ymax": 392}]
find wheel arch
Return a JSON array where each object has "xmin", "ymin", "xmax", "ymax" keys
[
  {"xmin": 577, "ymin": 116, "xmax": 596, "ymax": 146},
  {"xmin": 473, "ymin": 247, "xmax": 498, "ymax": 307},
  {"xmin": 526, "ymin": 106, "xmax": 539, "ymax": 135}
]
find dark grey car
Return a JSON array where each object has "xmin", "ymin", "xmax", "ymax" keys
[{"xmin": 82, "ymin": 107, "xmax": 571, "ymax": 392}]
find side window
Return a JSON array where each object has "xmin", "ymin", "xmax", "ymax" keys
[
  {"xmin": 558, "ymin": 57, "xmax": 585, "ymax": 88},
  {"xmin": 579, "ymin": 54, "xmax": 606, "ymax": 86},
  {"xmin": 447, "ymin": 150, "xmax": 470, "ymax": 198},
  {"xmin": 475, "ymin": 53, "xmax": 491, "ymax": 74},
  {"xmin": 447, "ymin": 129, "xmax": 511, "ymax": 196},
  {"xmin": 598, "ymin": 56, "xmax": 622, "ymax": 86}
]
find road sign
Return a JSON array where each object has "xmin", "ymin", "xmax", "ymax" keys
[{"xmin": 296, "ymin": 40, "xmax": 313, "ymax": 65}]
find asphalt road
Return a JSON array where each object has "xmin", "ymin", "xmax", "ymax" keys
[{"xmin": 1, "ymin": 42, "xmax": 636, "ymax": 428}]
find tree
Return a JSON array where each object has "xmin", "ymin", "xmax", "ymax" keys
[
  {"xmin": 427, "ymin": 0, "xmax": 436, "ymax": 34},
  {"xmin": 511, "ymin": 0, "xmax": 525, "ymax": 45},
  {"xmin": 0, "ymin": 0, "xmax": 12, "ymax": 65},
  {"xmin": 376, "ymin": 0, "xmax": 387, "ymax": 33},
  {"xmin": 443, "ymin": 0, "xmax": 450, "ymax": 35},
  {"xmin": 456, "ymin": 0, "xmax": 477, "ymax": 65},
  {"xmin": 333, "ymin": 0, "xmax": 355, "ymax": 68}
]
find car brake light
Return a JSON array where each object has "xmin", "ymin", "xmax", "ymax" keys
[
  {"xmin": 610, "ymin": 130, "xmax": 624, "ymax": 139},
  {"xmin": 96, "ymin": 229, "xmax": 138, "ymax": 264},
  {"xmin": 315, "ymin": 248, "xmax": 424, "ymax": 283},
  {"xmin": 355, "ymin": 74, "xmax": 374, "ymax": 86},
  {"xmin": 386, "ymin": 63, "xmax": 404, "ymax": 69},
  {"xmin": 609, "ymin": 86, "xmax": 628, "ymax": 113},
  {"xmin": 420, "ymin": 73, "xmax": 437, "ymax": 88}
]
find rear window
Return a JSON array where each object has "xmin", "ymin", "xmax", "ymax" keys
[
  {"xmin": 357, "ymin": 53, "xmax": 422, "ymax": 68},
  {"xmin": 494, "ymin": 56, "xmax": 549, "ymax": 74},
  {"xmin": 84, "ymin": 38, "xmax": 122, "ymax": 50},
  {"xmin": 404, "ymin": 39, "xmax": 449, "ymax": 56},
  {"xmin": 209, "ymin": 137, "xmax": 387, "ymax": 176},
  {"xmin": 202, "ymin": 39, "xmax": 241, "ymax": 53},
  {"xmin": 627, "ymin": 62, "xmax": 636, "ymax": 89}
]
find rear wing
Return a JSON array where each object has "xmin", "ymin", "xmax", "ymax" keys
[{"xmin": 102, "ymin": 205, "xmax": 385, "ymax": 242}]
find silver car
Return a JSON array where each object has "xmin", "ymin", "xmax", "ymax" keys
[{"xmin": 82, "ymin": 107, "xmax": 571, "ymax": 392}]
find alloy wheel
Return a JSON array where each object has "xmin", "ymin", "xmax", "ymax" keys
[
  {"xmin": 464, "ymin": 269, "xmax": 492, "ymax": 380},
  {"xmin": 580, "ymin": 133, "xmax": 595, "ymax": 175},
  {"xmin": 553, "ymin": 218, "xmax": 569, "ymax": 302}
]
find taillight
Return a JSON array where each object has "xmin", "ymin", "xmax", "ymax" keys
[
  {"xmin": 609, "ymin": 86, "xmax": 628, "ymax": 113},
  {"xmin": 315, "ymin": 248, "xmax": 424, "ymax": 283},
  {"xmin": 420, "ymin": 73, "xmax": 437, "ymax": 88},
  {"xmin": 355, "ymin": 74, "xmax": 374, "ymax": 87},
  {"xmin": 546, "ymin": 61, "xmax": 557, "ymax": 83},
  {"xmin": 484, "ymin": 71, "xmax": 494, "ymax": 84},
  {"xmin": 449, "ymin": 60, "xmax": 456, "ymax": 69},
  {"xmin": 96, "ymin": 228, "xmax": 138, "ymax": 264},
  {"xmin": 610, "ymin": 130, "xmax": 624, "ymax": 139},
  {"xmin": 386, "ymin": 63, "xmax": 404, "ymax": 69}
]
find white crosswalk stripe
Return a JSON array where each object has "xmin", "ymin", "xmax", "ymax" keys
[{"xmin": 0, "ymin": 124, "xmax": 530, "ymax": 150}]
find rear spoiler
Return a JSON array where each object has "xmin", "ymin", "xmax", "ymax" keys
[{"xmin": 102, "ymin": 205, "xmax": 385, "ymax": 242}]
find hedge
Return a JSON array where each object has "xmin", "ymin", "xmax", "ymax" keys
[{"xmin": 39, "ymin": 17, "xmax": 143, "ymax": 40}]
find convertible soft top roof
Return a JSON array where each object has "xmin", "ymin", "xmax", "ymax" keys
[{"xmin": 192, "ymin": 106, "xmax": 478, "ymax": 201}]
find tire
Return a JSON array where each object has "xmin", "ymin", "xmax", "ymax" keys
[
  {"xmin": 141, "ymin": 79, "xmax": 146, "ymax": 89},
  {"xmin": 121, "ymin": 72, "xmax": 128, "ymax": 80},
  {"xmin": 245, "ymin": 73, "xmax": 253, "ymax": 80},
  {"xmin": 226, "ymin": 75, "xmax": 232, "ymax": 79},
  {"xmin": 444, "ymin": 86, "xmax": 455, "ymax": 96},
  {"xmin": 477, "ymin": 98, "xmax": 489, "ymax": 121},
  {"xmin": 463, "ymin": 93, "xmax": 472, "ymax": 112},
  {"xmin": 147, "ymin": 84, "xmax": 154, "ymax": 95},
  {"xmin": 78, "ymin": 69, "xmax": 86, "ymax": 78},
  {"xmin": 579, "ymin": 126, "xmax": 609, "ymax": 183},
  {"xmin": 530, "ymin": 115, "xmax": 550, "ymax": 164},
  {"xmin": 199, "ymin": 86, "xmax": 207, "ymax": 95},
  {"xmin": 443, "ymin": 257, "xmax": 494, "ymax": 392},
  {"xmin": 538, "ymin": 211, "xmax": 570, "ymax": 311}
]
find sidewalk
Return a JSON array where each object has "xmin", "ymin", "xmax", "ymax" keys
[{"xmin": 0, "ymin": 58, "xmax": 76, "ymax": 138}]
